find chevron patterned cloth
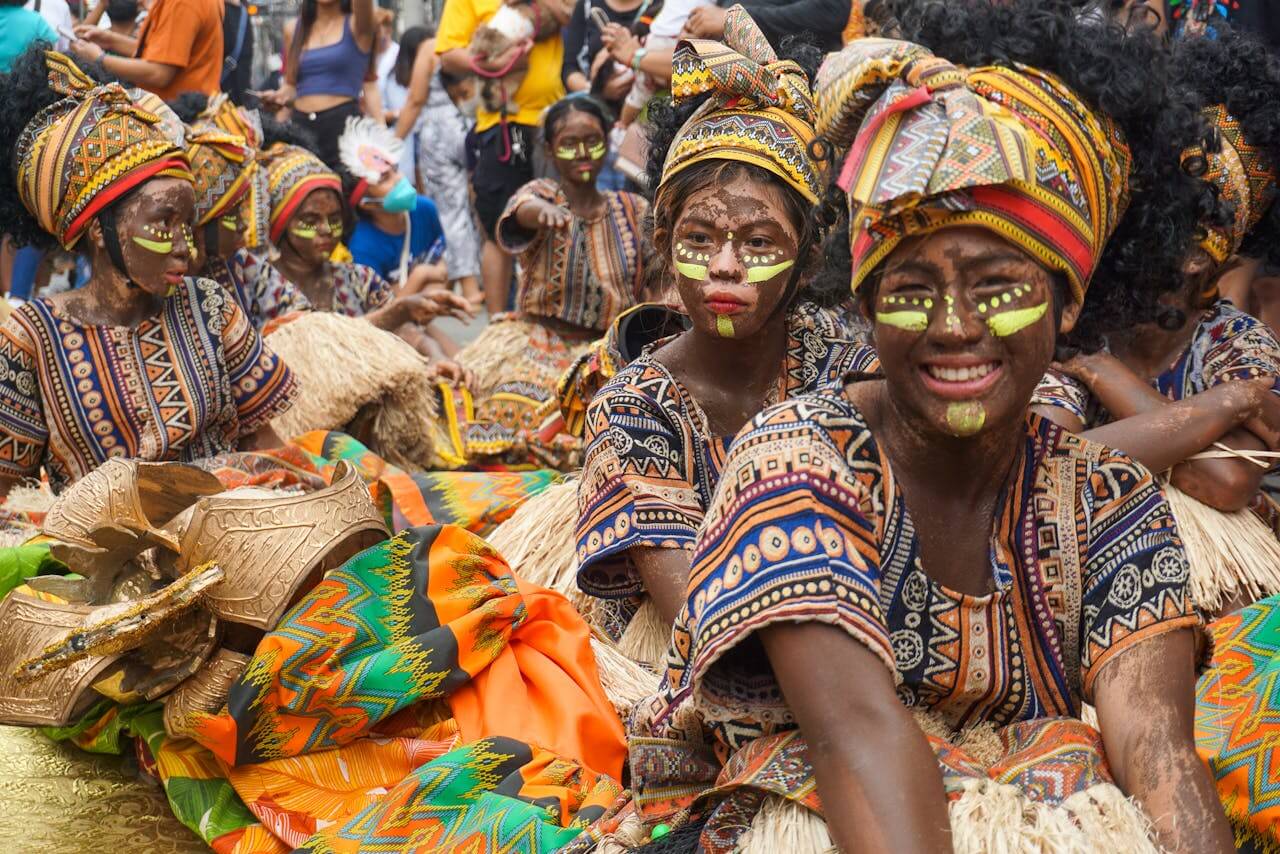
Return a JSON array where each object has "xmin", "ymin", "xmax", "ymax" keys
[
  {"xmin": 661, "ymin": 6, "xmax": 821, "ymax": 203},
  {"xmin": 262, "ymin": 143, "xmax": 342, "ymax": 243},
  {"xmin": 185, "ymin": 128, "xmax": 256, "ymax": 227},
  {"xmin": 1185, "ymin": 104, "xmax": 1279, "ymax": 264},
  {"xmin": 14, "ymin": 51, "xmax": 192, "ymax": 249},
  {"xmin": 814, "ymin": 38, "xmax": 1131, "ymax": 302},
  {"xmin": 1196, "ymin": 595, "xmax": 1280, "ymax": 850}
]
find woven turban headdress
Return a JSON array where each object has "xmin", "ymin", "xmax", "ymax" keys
[
  {"xmin": 815, "ymin": 39, "xmax": 1132, "ymax": 303},
  {"xmin": 185, "ymin": 127, "xmax": 256, "ymax": 228},
  {"xmin": 262, "ymin": 143, "xmax": 342, "ymax": 244},
  {"xmin": 659, "ymin": 5, "xmax": 821, "ymax": 204},
  {"xmin": 13, "ymin": 52, "xmax": 192, "ymax": 249}
]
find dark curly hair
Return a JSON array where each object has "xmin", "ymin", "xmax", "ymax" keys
[
  {"xmin": 812, "ymin": 0, "xmax": 1213, "ymax": 351},
  {"xmin": 542, "ymin": 93, "xmax": 612, "ymax": 145},
  {"xmin": 260, "ymin": 114, "xmax": 320, "ymax": 153},
  {"xmin": 0, "ymin": 42, "xmax": 117, "ymax": 250},
  {"xmin": 167, "ymin": 91, "xmax": 210, "ymax": 124},
  {"xmin": 1173, "ymin": 26, "xmax": 1280, "ymax": 273},
  {"xmin": 642, "ymin": 37, "xmax": 846, "ymax": 306}
]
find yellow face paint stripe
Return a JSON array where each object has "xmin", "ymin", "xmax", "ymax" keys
[
  {"xmin": 986, "ymin": 301, "xmax": 1048, "ymax": 337},
  {"xmin": 716, "ymin": 315, "xmax": 735, "ymax": 337},
  {"xmin": 875, "ymin": 310, "xmax": 929, "ymax": 332},
  {"xmin": 676, "ymin": 261, "xmax": 708, "ymax": 281},
  {"xmin": 745, "ymin": 259, "xmax": 795, "ymax": 283},
  {"xmin": 131, "ymin": 236, "xmax": 173, "ymax": 254}
]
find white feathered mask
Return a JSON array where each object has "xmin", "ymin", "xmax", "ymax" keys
[{"xmin": 338, "ymin": 116, "xmax": 405, "ymax": 184}]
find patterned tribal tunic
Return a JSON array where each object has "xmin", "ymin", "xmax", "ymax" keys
[
  {"xmin": 230, "ymin": 250, "xmax": 394, "ymax": 329},
  {"xmin": 0, "ymin": 277, "xmax": 297, "ymax": 493},
  {"xmin": 497, "ymin": 179, "xmax": 649, "ymax": 333},
  {"xmin": 1032, "ymin": 299, "xmax": 1280, "ymax": 424},
  {"xmin": 575, "ymin": 304, "xmax": 876, "ymax": 600},
  {"xmin": 660, "ymin": 388, "xmax": 1200, "ymax": 742}
]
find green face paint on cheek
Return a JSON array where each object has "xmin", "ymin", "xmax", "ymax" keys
[
  {"xmin": 946, "ymin": 401, "xmax": 986, "ymax": 437},
  {"xmin": 555, "ymin": 145, "xmax": 579, "ymax": 160},
  {"xmin": 675, "ymin": 242, "xmax": 709, "ymax": 281},
  {"xmin": 131, "ymin": 236, "xmax": 173, "ymax": 254},
  {"xmin": 291, "ymin": 223, "xmax": 318, "ymax": 239},
  {"xmin": 744, "ymin": 258, "xmax": 795, "ymax": 284},
  {"xmin": 875, "ymin": 310, "xmax": 929, "ymax": 332},
  {"xmin": 220, "ymin": 216, "xmax": 239, "ymax": 232},
  {"xmin": 986, "ymin": 301, "xmax": 1048, "ymax": 337},
  {"xmin": 716, "ymin": 315, "xmax": 735, "ymax": 337},
  {"xmin": 588, "ymin": 142, "xmax": 606, "ymax": 161}
]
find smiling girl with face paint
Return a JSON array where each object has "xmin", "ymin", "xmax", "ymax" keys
[
  {"xmin": 0, "ymin": 50, "xmax": 298, "ymax": 497},
  {"xmin": 622, "ymin": 9, "xmax": 1234, "ymax": 854},
  {"xmin": 574, "ymin": 22, "xmax": 868, "ymax": 636}
]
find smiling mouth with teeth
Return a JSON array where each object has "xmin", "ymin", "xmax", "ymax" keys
[{"xmin": 925, "ymin": 362, "xmax": 1000, "ymax": 382}]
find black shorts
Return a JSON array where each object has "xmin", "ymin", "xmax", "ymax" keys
[
  {"xmin": 471, "ymin": 122, "xmax": 536, "ymax": 240},
  {"xmin": 292, "ymin": 100, "xmax": 361, "ymax": 171}
]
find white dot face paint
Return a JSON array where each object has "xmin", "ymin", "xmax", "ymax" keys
[{"xmin": 675, "ymin": 241, "xmax": 710, "ymax": 281}]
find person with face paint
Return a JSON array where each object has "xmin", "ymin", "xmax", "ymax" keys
[
  {"xmin": 1032, "ymin": 28, "xmax": 1280, "ymax": 613},
  {"xmin": 434, "ymin": 93, "xmax": 651, "ymax": 468},
  {"xmin": 182, "ymin": 124, "xmax": 260, "ymax": 319},
  {"xmin": 624, "ymin": 7, "xmax": 1234, "ymax": 853},
  {"xmin": 0, "ymin": 49, "xmax": 298, "ymax": 497},
  {"xmin": 574, "ymin": 16, "xmax": 867, "ymax": 635},
  {"xmin": 235, "ymin": 143, "xmax": 472, "ymax": 343}
]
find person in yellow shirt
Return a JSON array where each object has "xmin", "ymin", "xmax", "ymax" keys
[{"xmin": 436, "ymin": 0, "xmax": 565, "ymax": 316}]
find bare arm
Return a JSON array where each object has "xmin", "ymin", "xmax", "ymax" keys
[
  {"xmin": 362, "ymin": 78, "xmax": 384, "ymax": 121},
  {"xmin": 1054, "ymin": 354, "xmax": 1276, "ymax": 511},
  {"xmin": 84, "ymin": 0, "xmax": 109, "ymax": 27},
  {"xmin": 394, "ymin": 40, "xmax": 437, "ymax": 138},
  {"xmin": 1094, "ymin": 629, "xmax": 1234, "ymax": 854},
  {"xmin": 350, "ymin": 0, "xmax": 376, "ymax": 49},
  {"xmin": 239, "ymin": 422, "xmax": 284, "ymax": 451},
  {"xmin": 439, "ymin": 47, "xmax": 475, "ymax": 77},
  {"xmin": 762, "ymin": 622, "xmax": 952, "ymax": 854},
  {"xmin": 99, "ymin": 55, "xmax": 180, "ymax": 89},
  {"xmin": 630, "ymin": 548, "xmax": 692, "ymax": 626}
]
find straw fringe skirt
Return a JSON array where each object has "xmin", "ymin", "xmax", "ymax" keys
[{"xmin": 1163, "ymin": 483, "xmax": 1280, "ymax": 611}]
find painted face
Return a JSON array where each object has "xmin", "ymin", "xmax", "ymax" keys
[
  {"xmin": 668, "ymin": 174, "xmax": 800, "ymax": 340},
  {"xmin": 548, "ymin": 109, "xmax": 607, "ymax": 186},
  {"xmin": 114, "ymin": 176, "xmax": 196, "ymax": 298},
  {"xmin": 216, "ymin": 208, "xmax": 247, "ymax": 259},
  {"xmin": 869, "ymin": 227, "xmax": 1067, "ymax": 439},
  {"xmin": 284, "ymin": 188, "xmax": 343, "ymax": 266}
]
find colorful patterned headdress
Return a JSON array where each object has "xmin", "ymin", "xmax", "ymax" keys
[
  {"xmin": 185, "ymin": 127, "xmax": 255, "ymax": 227},
  {"xmin": 815, "ymin": 39, "xmax": 1132, "ymax": 303},
  {"xmin": 262, "ymin": 143, "xmax": 342, "ymax": 244},
  {"xmin": 659, "ymin": 6, "xmax": 821, "ymax": 204},
  {"xmin": 201, "ymin": 93, "xmax": 264, "ymax": 149},
  {"xmin": 1185, "ymin": 104, "xmax": 1279, "ymax": 264},
  {"xmin": 13, "ymin": 52, "xmax": 192, "ymax": 249}
]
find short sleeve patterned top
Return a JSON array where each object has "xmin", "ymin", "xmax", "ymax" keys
[
  {"xmin": 0, "ymin": 277, "xmax": 298, "ymax": 493},
  {"xmin": 1032, "ymin": 300, "xmax": 1280, "ymax": 424},
  {"xmin": 575, "ymin": 303, "xmax": 878, "ymax": 599},
  {"xmin": 660, "ymin": 389, "xmax": 1200, "ymax": 747},
  {"xmin": 497, "ymin": 179, "xmax": 649, "ymax": 333},
  {"xmin": 230, "ymin": 250, "xmax": 394, "ymax": 329}
]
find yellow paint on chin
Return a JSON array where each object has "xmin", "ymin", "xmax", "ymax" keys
[
  {"xmin": 875, "ymin": 310, "xmax": 929, "ymax": 332},
  {"xmin": 715, "ymin": 314, "xmax": 735, "ymax": 337},
  {"xmin": 675, "ymin": 261, "xmax": 709, "ymax": 281},
  {"xmin": 986, "ymin": 301, "xmax": 1048, "ymax": 337},
  {"xmin": 131, "ymin": 236, "xmax": 173, "ymax": 254},
  {"xmin": 745, "ymin": 259, "xmax": 795, "ymax": 283},
  {"xmin": 946, "ymin": 401, "xmax": 986, "ymax": 437}
]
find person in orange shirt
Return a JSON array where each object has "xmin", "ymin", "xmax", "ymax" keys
[{"xmin": 68, "ymin": 0, "xmax": 224, "ymax": 100}]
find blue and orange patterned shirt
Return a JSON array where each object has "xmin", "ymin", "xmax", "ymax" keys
[
  {"xmin": 575, "ymin": 303, "xmax": 876, "ymax": 600},
  {"xmin": 658, "ymin": 390, "xmax": 1200, "ymax": 749},
  {"xmin": 0, "ymin": 277, "xmax": 297, "ymax": 492}
]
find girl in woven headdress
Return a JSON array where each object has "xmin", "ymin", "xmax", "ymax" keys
[
  {"xmin": 0, "ymin": 47, "xmax": 299, "ymax": 497},
  {"xmin": 432, "ymin": 95, "xmax": 652, "ymax": 469},
  {"xmin": 1030, "ymin": 27, "xmax": 1280, "ymax": 614},
  {"xmin": 572, "ymin": 27, "xmax": 868, "ymax": 650},
  {"xmin": 612, "ymin": 3, "xmax": 1233, "ymax": 852},
  {"xmin": 231, "ymin": 142, "xmax": 474, "ymax": 355}
]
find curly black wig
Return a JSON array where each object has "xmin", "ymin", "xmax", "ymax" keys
[
  {"xmin": 642, "ymin": 37, "xmax": 847, "ymax": 306},
  {"xmin": 0, "ymin": 43, "xmax": 116, "ymax": 250},
  {"xmin": 811, "ymin": 0, "xmax": 1214, "ymax": 351},
  {"xmin": 1173, "ymin": 26, "xmax": 1280, "ymax": 273},
  {"xmin": 260, "ymin": 113, "xmax": 320, "ymax": 154}
]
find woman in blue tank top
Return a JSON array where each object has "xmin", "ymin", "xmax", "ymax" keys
[{"xmin": 258, "ymin": 0, "xmax": 376, "ymax": 169}]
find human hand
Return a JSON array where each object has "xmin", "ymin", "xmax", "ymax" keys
[
  {"xmin": 1051, "ymin": 351, "xmax": 1118, "ymax": 388},
  {"xmin": 395, "ymin": 290, "xmax": 476, "ymax": 324},
  {"xmin": 601, "ymin": 66, "xmax": 634, "ymax": 100},
  {"xmin": 536, "ymin": 199, "xmax": 571, "ymax": 229},
  {"xmin": 427, "ymin": 359, "xmax": 475, "ymax": 387},
  {"xmin": 68, "ymin": 38, "xmax": 105, "ymax": 63},
  {"xmin": 601, "ymin": 23, "xmax": 639, "ymax": 63},
  {"xmin": 681, "ymin": 5, "xmax": 727, "ymax": 38},
  {"xmin": 73, "ymin": 25, "xmax": 109, "ymax": 45}
]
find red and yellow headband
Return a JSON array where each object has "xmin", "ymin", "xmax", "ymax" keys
[{"xmin": 262, "ymin": 143, "xmax": 342, "ymax": 244}]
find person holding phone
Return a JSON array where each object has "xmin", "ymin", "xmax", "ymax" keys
[{"xmin": 561, "ymin": 0, "xmax": 644, "ymax": 102}]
